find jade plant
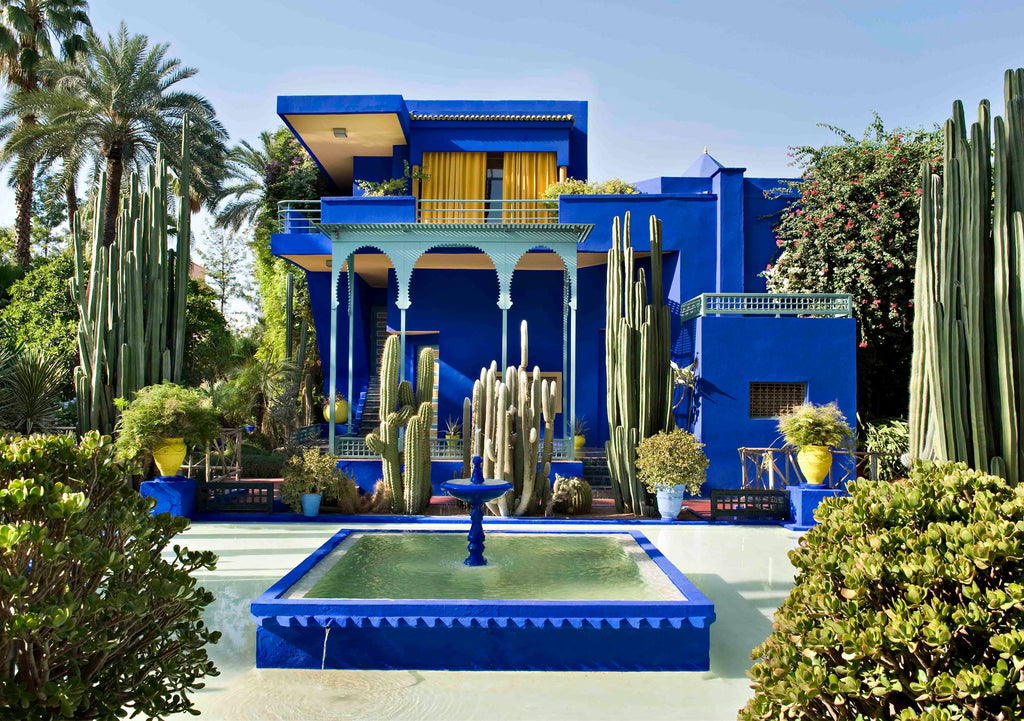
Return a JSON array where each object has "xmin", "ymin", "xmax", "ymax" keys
[
  {"xmin": 0, "ymin": 432, "xmax": 219, "ymax": 719},
  {"xmin": 742, "ymin": 461, "xmax": 1024, "ymax": 720},
  {"xmin": 114, "ymin": 382, "xmax": 220, "ymax": 469},
  {"xmin": 635, "ymin": 428, "xmax": 707, "ymax": 497},
  {"xmin": 777, "ymin": 401, "xmax": 852, "ymax": 448}
]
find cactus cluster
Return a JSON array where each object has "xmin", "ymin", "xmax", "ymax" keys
[
  {"xmin": 364, "ymin": 335, "xmax": 435, "ymax": 513},
  {"xmin": 909, "ymin": 69, "xmax": 1024, "ymax": 484},
  {"xmin": 465, "ymin": 320, "xmax": 557, "ymax": 517},
  {"xmin": 545, "ymin": 475, "xmax": 593, "ymax": 517},
  {"xmin": 604, "ymin": 212, "xmax": 674, "ymax": 516},
  {"xmin": 72, "ymin": 117, "xmax": 193, "ymax": 433}
]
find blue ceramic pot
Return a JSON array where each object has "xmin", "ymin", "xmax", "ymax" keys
[
  {"xmin": 301, "ymin": 493, "xmax": 321, "ymax": 517},
  {"xmin": 656, "ymin": 486, "xmax": 687, "ymax": 520}
]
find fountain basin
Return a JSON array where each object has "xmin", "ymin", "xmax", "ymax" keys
[{"xmin": 250, "ymin": 529, "xmax": 715, "ymax": 671}]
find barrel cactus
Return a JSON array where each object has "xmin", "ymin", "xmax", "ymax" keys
[{"xmin": 545, "ymin": 475, "xmax": 593, "ymax": 517}]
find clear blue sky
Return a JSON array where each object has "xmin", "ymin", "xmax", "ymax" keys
[{"xmin": 2, "ymin": 0, "xmax": 1023, "ymax": 229}]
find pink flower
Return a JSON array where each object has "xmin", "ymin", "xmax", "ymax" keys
[
  {"xmin": 844, "ymin": 244, "xmax": 852, "ymax": 250},
  {"xmin": 846, "ymin": 219, "xmax": 854, "ymax": 228},
  {"xmin": 872, "ymin": 299, "xmax": 881, "ymax": 307},
  {"xmin": 886, "ymin": 262, "xmax": 894, "ymax": 268},
  {"xmin": 766, "ymin": 264, "xmax": 773, "ymax": 271},
  {"xmin": 859, "ymin": 341, "xmax": 868, "ymax": 348}
]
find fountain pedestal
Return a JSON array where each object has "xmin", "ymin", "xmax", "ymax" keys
[{"xmin": 441, "ymin": 456, "xmax": 512, "ymax": 566}]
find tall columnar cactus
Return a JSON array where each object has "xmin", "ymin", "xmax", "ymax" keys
[
  {"xmin": 364, "ymin": 335, "xmax": 435, "ymax": 513},
  {"xmin": 909, "ymin": 69, "xmax": 1024, "ymax": 483},
  {"xmin": 605, "ymin": 212, "xmax": 674, "ymax": 516},
  {"xmin": 464, "ymin": 321, "xmax": 556, "ymax": 517},
  {"xmin": 72, "ymin": 117, "xmax": 193, "ymax": 433}
]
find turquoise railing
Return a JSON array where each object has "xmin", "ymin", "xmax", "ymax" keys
[
  {"xmin": 679, "ymin": 293, "xmax": 853, "ymax": 322},
  {"xmin": 277, "ymin": 200, "xmax": 321, "ymax": 233}
]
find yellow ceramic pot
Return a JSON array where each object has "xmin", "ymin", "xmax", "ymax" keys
[
  {"xmin": 323, "ymin": 398, "xmax": 349, "ymax": 424},
  {"xmin": 797, "ymin": 445, "xmax": 832, "ymax": 486},
  {"xmin": 574, "ymin": 434, "xmax": 586, "ymax": 450},
  {"xmin": 152, "ymin": 437, "xmax": 187, "ymax": 477}
]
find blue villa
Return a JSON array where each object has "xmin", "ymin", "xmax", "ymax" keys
[{"xmin": 269, "ymin": 94, "xmax": 857, "ymax": 492}]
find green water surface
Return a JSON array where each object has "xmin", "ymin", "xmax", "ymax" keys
[{"xmin": 303, "ymin": 533, "xmax": 678, "ymax": 601}]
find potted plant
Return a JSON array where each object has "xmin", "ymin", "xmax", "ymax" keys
[
  {"xmin": 444, "ymin": 415, "xmax": 462, "ymax": 449},
  {"xmin": 322, "ymin": 393, "xmax": 349, "ymax": 425},
  {"xmin": 573, "ymin": 417, "xmax": 588, "ymax": 451},
  {"xmin": 281, "ymin": 447, "xmax": 365, "ymax": 516},
  {"xmin": 636, "ymin": 428, "xmax": 708, "ymax": 520},
  {"xmin": 777, "ymin": 402, "xmax": 853, "ymax": 487},
  {"xmin": 115, "ymin": 383, "xmax": 221, "ymax": 477}
]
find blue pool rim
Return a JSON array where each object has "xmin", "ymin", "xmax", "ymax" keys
[{"xmin": 250, "ymin": 528, "xmax": 716, "ymax": 671}]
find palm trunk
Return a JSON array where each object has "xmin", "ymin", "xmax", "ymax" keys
[
  {"xmin": 102, "ymin": 149, "xmax": 123, "ymax": 247},
  {"xmin": 14, "ymin": 167, "xmax": 33, "ymax": 266},
  {"xmin": 65, "ymin": 179, "xmax": 78, "ymax": 225}
]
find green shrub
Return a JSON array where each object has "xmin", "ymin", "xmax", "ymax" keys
[
  {"xmin": 541, "ymin": 177, "xmax": 639, "ymax": 199},
  {"xmin": 0, "ymin": 433, "xmax": 218, "ymax": 719},
  {"xmin": 239, "ymin": 442, "xmax": 285, "ymax": 478},
  {"xmin": 280, "ymin": 446, "xmax": 367, "ymax": 514},
  {"xmin": 778, "ymin": 401, "xmax": 853, "ymax": 447},
  {"xmin": 635, "ymin": 428, "xmax": 707, "ymax": 496},
  {"xmin": 861, "ymin": 417, "xmax": 910, "ymax": 481},
  {"xmin": 114, "ymin": 383, "xmax": 221, "ymax": 469},
  {"xmin": 741, "ymin": 461, "xmax": 1024, "ymax": 721}
]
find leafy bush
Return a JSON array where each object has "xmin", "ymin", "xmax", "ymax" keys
[
  {"xmin": 778, "ymin": 401, "xmax": 852, "ymax": 447},
  {"xmin": 541, "ymin": 177, "xmax": 639, "ymax": 198},
  {"xmin": 635, "ymin": 428, "xmax": 707, "ymax": 496},
  {"xmin": 0, "ymin": 253, "xmax": 77, "ymax": 375},
  {"xmin": 115, "ymin": 383, "xmax": 221, "ymax": 468},
  {"xmin": 0, "ymin": 433, "xmax": 218, "ymax": 719},
  {"xmin": 762, "ymin": 116, "xmax": 942, "ymax": 418},
  {"xmin": 861, "ymin": 417, "xmax": 909, "ymax": 481},
  {"xmin": 280, "ymin": 446, "xmax": 368, "ymax": 514},
  {"xmin": 239, "ymin": 442, "xmax": 285, "ymax": 478},
  {"xmin": 742, "ymin": 461, "xmax": 1024, "ymax": 721}
]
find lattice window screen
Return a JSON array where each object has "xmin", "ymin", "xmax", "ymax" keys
[{"xmin": 749, "ymin": 382, "xmax": 807, "ymax": 419}]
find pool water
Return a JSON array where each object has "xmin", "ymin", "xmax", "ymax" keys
[{"xmin": 298, "ymin": 532, "xmax": 682, "ymax": 601}]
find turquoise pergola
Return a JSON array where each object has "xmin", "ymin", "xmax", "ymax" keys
[{"xmin": 315, "ymin": 222, "xmax": 593, "ymax": 459}]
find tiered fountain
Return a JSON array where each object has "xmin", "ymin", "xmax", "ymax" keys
[{"xmin": 440, "ymin": 455, "xmax": 512, "ymax": 566}]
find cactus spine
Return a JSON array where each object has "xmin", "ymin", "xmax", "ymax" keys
[
  {"xmin": 605, "ymin": 212, "xmax": 673, "ymax": 516},
  {"xmin": 72, "ymin": 116, "xmax": 193, "ymax": 433},
  {"xmin": 364, "ymin": 335, "xmax": 435, "ymax": 513},
  {"xmin": 465, "ymin": 321, "xmax": 556, "ymax": 516},
  {"xmin": 909, "ymin": 69, "xmax": 1024, "ymax": 483}
]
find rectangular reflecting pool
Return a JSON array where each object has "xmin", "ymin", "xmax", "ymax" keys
[{"xmin": 251, "ymin": 529, "xmax": 715, "ymax": 671}]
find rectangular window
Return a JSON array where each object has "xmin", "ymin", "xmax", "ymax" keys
[
  {"xmin": 749, "ymin": 382, "xmax": 807, "ymax": 419},
  {"xmin": 485, "ymin": 152, "xmax": 504, "ymax": 223}
]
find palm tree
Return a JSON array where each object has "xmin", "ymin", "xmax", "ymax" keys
[
  {"xmin": 0, "ymin": 0, "xmax": 90, "ymax": 265},
  {"xmin": 215, "ymin": 131, "xmax": 275, "ymax": 231},
  {"xmin": 1, "ymin": 22, "xmax": 227, "ymax": 247}
]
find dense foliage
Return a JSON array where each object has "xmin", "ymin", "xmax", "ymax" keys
[
  {"xmin": 0, "ymin": 253, "xmax": 77, "ymax": 372},
  {"xmin": 0, "ymin": 433, "xmax": 218, "ymax": 720},
  {"xmin": 778, "ymin": 401, "xmax": 853, "ymax": 447},
  {"xmin": 742, "ymin": 461, "xmax": 1024, "ymax": 720},
  {"xmin": 183, "ymin": 279, "xmax": 237, "ymax": 387},
  {"xmin": 635, "ymin": 428, "xmax": 707, "ymax": 496},
  {"xmin": 862, "ymin": 417, "xmax": 910, "ymax": 481},
  {"xmin": 114, "ymin": 383, "xmax": 220, "ymax": 467},
  {"xmin": 763, "ymin": 116, "xmax": 942, "ymax": 418}
]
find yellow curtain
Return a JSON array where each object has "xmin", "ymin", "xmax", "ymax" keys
[
  {"xmin": 503, "ymin": 151, "xmax": 557, "ymax": 222},
  {"xmin": 419, "ymin": 152, "xmax": 487, "ymax": 223}
]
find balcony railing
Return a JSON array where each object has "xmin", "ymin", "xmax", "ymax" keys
[
  {"xmin": 277, "ymin": 200, "xmax": 321, "ymax": 233},
  {"xmin": 738, "ymin": 447, "xmax": 879, "ymax": 490},
  {"xmin": 679, "ymin": 293, "xmax": 853, "ymax": 322},
  {"xmin": 327, "ymin": 434, "xmax": 576, "ymax": 460},
  {"xmin": 417, "ymin": 199, "xmax": 558, "ymax": 224}
]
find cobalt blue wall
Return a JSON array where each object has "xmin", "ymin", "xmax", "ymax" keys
[
  {"xmin": 743, "ymin": 178, "xmax": 797, "ymax": 293},
  {"xmin": 306, "ymin": 269, "xmax": 375, "ymax": 405},
  {"xmin": 693, "ymin": 316, "xmax": 857, "ymax": 491}
]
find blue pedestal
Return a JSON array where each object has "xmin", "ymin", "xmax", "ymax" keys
[
  {"xmin": 784, "ymin": 484, "xmax": 845, "ymax": 532},
  {"xmin": 140, "ymin": 476, "xmax": 196, "ymax": 518}
]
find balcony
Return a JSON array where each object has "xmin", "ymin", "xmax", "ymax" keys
[
  {"xmin": 679, "ymin": 293, "xmax": 853, "ymax": 322},
  {"xmin": 277, "ymin": 197, "xmax": 558, "ymax": 233}
]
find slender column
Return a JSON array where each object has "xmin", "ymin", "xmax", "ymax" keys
[
  {"xmin": 569, "ymin": 299, "xmax": 577, "ymax": 461},
  {"xmin": 328, "ymin": 245, "xmax": 341, "ymax": 456},
  {"xmin": 346, "ymin": 258, "xmax": 355, "ymax": 435},
  {"xmin": 400, "ymin": 308, "xmax": 407, "ymax": 382},
  {"xmin": 562, "ymin": 270, "xmax": 569, "ymax": 442},
  {"xmin": 501, "ymin": 308, "xmax": 508, "ymax": 369}
]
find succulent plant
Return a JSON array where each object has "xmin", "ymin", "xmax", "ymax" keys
[{"xmin": 545, "ymin": 475, "xmax": 593, "ymax": 516}]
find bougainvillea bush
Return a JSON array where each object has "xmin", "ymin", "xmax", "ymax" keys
[
  {"xmin": 763, "ymin": 116, "xmax": 941, "ymax": 418},
  {"xmin": 0, "ymin": 433, "xmax": 219, "ymax": 720},
  {"xmin": 740, "ymin": 461, "xmax": 1024, "ymax": 721}
]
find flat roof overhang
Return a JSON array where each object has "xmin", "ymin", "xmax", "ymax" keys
[{"xmin": 278, "ymin": 95, "xmax": 410, "ymax": 189}]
